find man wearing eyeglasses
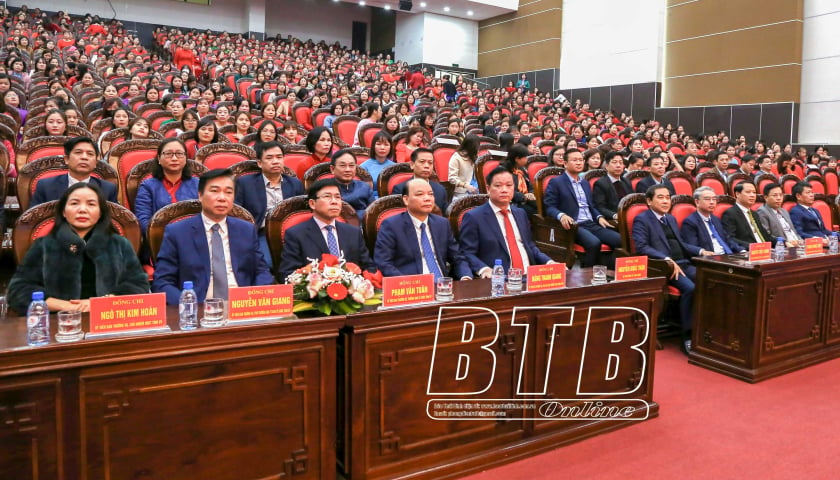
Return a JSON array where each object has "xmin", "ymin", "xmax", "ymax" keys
[
  {"xmin": 277, "ymin": 178, "xmax": 374, "ymax": 281},
  {"xmin": 234, "ymin": 141, "xmax": 304, "ymax": 264}
]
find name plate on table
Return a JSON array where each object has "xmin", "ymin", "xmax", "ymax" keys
[
  {"xmin": 89, "ymin": 292, "xmax": 168, "ymax": 336},
  {"xmin": 227, "ymin": 285, "xmax": 294, "ymax": 322},
  {"xmin": 748, "ymin": 242, "xmax": 772, "ymax": 262},
  {"xmin": 382, "ymin": 274, "xmax": 435, "ymax": 308},
  {"xmin": 527, "ymin": 264, "xmax": 565, "ymax": 291},
  {"xmin": 615, "ymin": 256, "xmax": 648, "ymax": 281},
  {"xmin": 805, "ymin": 237, "xmax": 824, "ymax": 256}
]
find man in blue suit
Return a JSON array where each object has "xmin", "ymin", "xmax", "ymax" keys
[
  {"xmin": 277, "ymin": 178, "xmax": 375, "ymax": 281},
  {"xmin": 375, "ymin": 178, "xmax": 471, "ymax": 279},
  {"xmin": 31, "ymin": 136, "xmax": 118, "ymax": 207},
  {"xmin": 633, "ymin": 185, "xmax": 712, "ymax": 353},
  {"xmin": 789, "ymin": 181, "xmax": 831, "ymax": 241},
  {"xmin": 680, "ymin": 186, "xmax": 744, "ymax": 255},
  {"xmin": 543, "ymin": 148, "xmax": 620, "ymax": 267},
  {"xmin": 392, "ymin": 148, "xmax": 448, "ymax": 214},
  {"xmin": 460, "ymin": 167, "xmax": 554, "ymax": 277},
  {"xmin": 331, "ymin": 148, "xmax": 375, "ymax": 221},
  {"xmin": 153, "ymin": 169, "xmax": 275, "ymax": 305},
  {"xmin": 234, "ymin": 141, "xmax": 304, "ymax": 264}
]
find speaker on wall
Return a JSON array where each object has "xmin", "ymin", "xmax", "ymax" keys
[{"xmin": 399, "ymin": 0, "xmax": 412, "ymax": 11}]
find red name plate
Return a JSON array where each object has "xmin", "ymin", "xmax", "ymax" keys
[
  {"xmin": 89, "ymin": 292, "xmax": 167, "ymax": 334},
  {"xmin": 228, "ymin": 284, "xmax": 294, "ymax": 320},
  {"xmin": 615, "ymin": 256, "xmax": 648, "ymax": 281},
  {"xmin": 527, "ymin": 263, "xmax": 566, "ymax": 291},
  {"xmin": 749, "ymin": 242, "xmax": 772, "ymax": 262},
  {"xmin": 805, "ymin": 237, "xmax": 824, "ymax": 256},
  {"xmin": 382, "ymin": 274, "xmax": 435, "ymax": 307}
]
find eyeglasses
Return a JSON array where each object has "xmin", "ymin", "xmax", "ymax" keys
[
  {"xmin": 161, "ymin": 151, "xmax": 186, "ymax": 159},
  {"xmin": 317, "ymin": 194, "xmax": 342, "ymax": 201}
]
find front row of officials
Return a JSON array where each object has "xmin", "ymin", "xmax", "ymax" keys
[{"xmin": 8, "ymin": 144, "xmax": 832, "ymax": 354}]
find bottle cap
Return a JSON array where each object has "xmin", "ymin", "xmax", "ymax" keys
[
  {"xmin": 183, "ymin": 281, "xmax": 193, "ymax": 289},
  {"xmin": 777, "ymin": 237, "xmax": 784, "ymax": 242},
  {"xmin": 494, "ymin": 259, "xmax": 502, "ymax": 265},
  {"xmin": 32, "ymin": 291, "xmax": 44, "ymax": 301}
]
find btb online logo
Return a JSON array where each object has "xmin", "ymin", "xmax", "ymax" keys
[{"xmin": 425, "ymin": 306, "xmax": 652, "ymax": 421}]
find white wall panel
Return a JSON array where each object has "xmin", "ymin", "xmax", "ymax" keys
[{"xmin": 798, "ymin": 0, "xmax": 840, "ymax": 143}]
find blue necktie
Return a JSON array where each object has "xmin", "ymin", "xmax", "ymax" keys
[
  {"xmin": 325, "ymin": 225, "xmax": 340, "ymax": 257},
  {"xmin": 210, "ymin": 223, "xmax": 229, "ymax": 300},
  {"xmin": 706, "ymin": 219, "xmax": 732, "ymax": 254},
  {"xmin": 809, "ymin": 208, "xmax": 823, "ymax": 228},
  {"xmin": 420, "ymin": 223, "xmax": 443, "ymax": 280}
]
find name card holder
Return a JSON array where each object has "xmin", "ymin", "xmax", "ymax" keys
[
  {"xmin": 748, "ymin": 242, "xmax": 772, "ymax": 263},
  {"xmin": 227, "ymin": 285, "xmax": 295, "ymax": 323},
  {"xmin": 380, "ymin": 274, "xmax": 436, "ymax": 309},
  {"xmin": 615, "ymin": 256, "xmax": 648, "ymax": 281},
  {"xmin": 527, "ymin": 264, "xmax": 566, "ymax": 291},
  {"xmin": 804, "ymin": 237, "xmax": 824, "ymax": 256},
  {"xmin": 87, "ymin": 292, "xmax": 170, "ymax": 338}
]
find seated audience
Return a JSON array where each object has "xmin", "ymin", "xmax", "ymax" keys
[
  {"xmin": 153, "ymin": 169, "xmax": 275, "ymax": 304},
  {"xmin": 31, "ymin": 137, "xmax": 118, "ymax": 207},
  {"xmin": 277, "ymin": 178, "xmax": 374, "ymax": 280},
  {"xmin": 375, "ymin": 178, "xmax": 471, "ymax": 279},
  {"xmin": 8, "ymin": 183, "xmax": 149, "ymax": 313}
]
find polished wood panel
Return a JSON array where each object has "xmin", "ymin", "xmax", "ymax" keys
[
  {"xmin": 691, "ymin": 253, "xmax": 840, "ymax": 382},
  {"xmin": 479, "ymin": 41, "xmax": 562, "ymax": 78},
  {"xmin": 341, "ymin": 273, "xmax": 664, "ymax": 479},
  {"xmin": 663, "ymin": 64, "xmax": 801, "ymax": 106},
  {"xmin": 478, "ymin": 9, "xmax": 563, "ymax": 54},
  {"xmin": 666, "ymin": 0, "xmax": 802, "ymax": 42}
]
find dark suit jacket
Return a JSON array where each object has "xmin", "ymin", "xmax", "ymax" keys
[
  {"xmin": 634, "ymin": 176, "xmax": 676, "ymax": 196},
  {"xmin": 459, "ymin": 203, "xmax": 551, "ymax": 274},
  {"xmin": 543, "ymin": 173, "xmax": 601, "ymax": 221},
  {"xmin": 632, "ymin": 209, "xmax": 702, "ymax": 261},
  {"xmin": 277, "ymin": 218, "xmax": 374, "ymax": 280},
  {"xmin": 234, "ymin": 173, "xmax": 304, "ymax": 228},
  {"xmin": 31, "ymin": 175, "xmax": 118, "ymax": 207},
  {"xmin": 680, "ymin": 211, "xmax": 742, "ymax": 253},
  {"xmin": 374, "ymin": 211, "xmax": 471, "ymax": 279},
  {"xmin": 789, "ymin": 204, "xmax": 831, "ymax": 238},
  {"xmin": 152, "ymin": 215, "xmax": 275, "ymax": 304},
  {"xmin": 393, "ymin": 179, "xmax": 448, "ymax": 214},
  {"xmin": 721, "ymin": 205, "xmax": 775, "ymax": 250},
  {"xmin": 592, "ymin": 174, "xmax": 632, "ymax": 219}
]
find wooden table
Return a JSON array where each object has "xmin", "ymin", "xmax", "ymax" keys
[
  {"xmin": 691, "ymin": 252, "xmax": 840, "ymax": 382},
  {"xmin": 339, "ymin": 271, "xmax": 665, "ymax": 480}
]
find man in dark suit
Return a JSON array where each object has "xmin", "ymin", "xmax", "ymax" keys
[
  {"xmin": 277, "ymin": 178, "xmax": 374, "ymax": 280},
  {"xmin": 721, "ymin": 181, "xmax": 774, "ymax": 251},
  {"xmin": 153, "ymin": 169, "xmax": 275, "ymax": 305},
  {"xmin": 789, "ymin": 181, "xmax": 831, "ymax": 241},
  {"xmin": 459, "ymin": 167, "xmax": 554, "ymax": 277},
  {"xmin": 634, "ymin": 154, "xmax": 676, "ymax": 196},
  {"xmin": 592, "ymin": 151, "xmax": 632, "ymax": 221},
  {"xmin": 680, "ymin": 186, "xmax": 744, "ymax": 254},
  {"xmin": 632, "ymin": 185, "xmax": 711, "ymax": 353},
  {"xmin": 31, "ymin": 136, "xmax": 118, "ymax": 207},
  {"xmin": 234, "ymin": 141, "xmax": 304, "ymax": 264},
  {"xmin": 375, "ymin": 178, "xmax": 471, "ymax": 279},
  {"xmin": 755, "ymin": 182, "xmax": 802, "ymax": 247},
  {"xmin": 543, "ymin": 148, "xmax": 620, "ymax": 267},
  {"xmin": 392, "ymin": 148, "xmax": 448, "ymax": 214},
  {"xmin": 710, "ymin": 150, "xmax": 730, "ymax": 180}
]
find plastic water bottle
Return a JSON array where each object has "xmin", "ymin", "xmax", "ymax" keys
[
  {"xmin": 491, "ymin": 259, "xmax": 505, "ymax": 297},
  {"xmin": 829, "ymin": 232, "xmax": 839, "ymax": 255},
  {"xmin": 179, "ymin": 281, "xmax": 198, "ymax": 330},
  {"xmin": 774, "ymin": 238, "xmax": 786, "ymax": 262},
  {"xmin": 26, "ymin": 291, "xmax": 49, "ymax": 346}
]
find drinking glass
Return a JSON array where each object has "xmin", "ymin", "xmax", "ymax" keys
[
  {"xmin": 201, "ymin": 298, "xmax": 226, "ymax": 328},
  {"xmin": 592, "ymin": 265, "xmax": 608, "ymax": 285},
  {"xmin": 506, "ymin": 268, "xmax": 523, "ymax": 294},
  {"xmin": 55, "ymin": 311, "xmax": 84, "ymax": 342},
  {"xmin": 436, "ymin": 277, "xmax": 454, "ymax": 301}
]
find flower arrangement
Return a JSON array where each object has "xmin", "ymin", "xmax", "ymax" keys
[{"xmin": 286, "ymin": 253, "xmax": 383, "ymax": 315}]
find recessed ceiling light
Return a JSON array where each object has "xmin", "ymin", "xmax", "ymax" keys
[
  {"xmin": 443, "ymin": 5, "xmax": 450, "ymax": 11},
  {"xmin": 359, "ymin": 1, "xmax": 365, "ymax": 5},
  {"xmin": 420, "ymin": 1, "xmax": 427, "ymax": 6},
  {"xmin": 467, "ymin": 10, "xmax": 473, "ymax": 15},
  {"xmin": 384, "ymin": 4, "xmax": 390, "ymax": 8}
]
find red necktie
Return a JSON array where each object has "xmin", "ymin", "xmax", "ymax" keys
[{"xmin": 501, "ymin": 208, "xmax": 524, "ymax": 270}]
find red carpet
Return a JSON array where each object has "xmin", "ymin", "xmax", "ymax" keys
[{"xmin": 462, "ymin": 341, "xmax": 840, "ymax": 479}]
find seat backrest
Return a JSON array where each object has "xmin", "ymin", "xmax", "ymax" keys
[
  {"xmin": 147, "ymin": 199, "xmax": 255, "ymax": 262},
  {"xmin": 16, "ymin": 135, "xmax": 74, "ymax": 171},
  {"xmin": 696, "ymin": 172, "xmax": 727, "ymax": 196},
  {"xmin": 526, "ymin": 159, "xmax": 549, "ymax": 184},
  {"xmin": 448, "ymin": 194, "xmax": 489, "ymax": 238},
  {"xmin": 475, "ymin": 151, "xmax": 506, "ymax": 193},
  {"xmin": 754, "ymin": 173, "xmax": 777, "ymax": 197},
  {"xmin": 332, "ymin": 115, "xmax": 361, "ymax": 146},
  {"xmin": 14, "ymin": 200, "xmax": 141, "ymax": 263},
  {"xmin": 813, "ymin": 195, "xmax": 834, "ymax": 231},
  {"xmin": 725, "ymin": 172, "xmax": 750, "ymax": 196},
  {"xmin": 363, "ymin": 194, "xmax": 408, "ymax": 254},
  {"xmin": 312, "ymin": 108, "xmax": 330, "ymax": 128},
  {"xmin": 195, "ymin": 143, "xmax": 256, "ymax": 170},
  {"xmin": 664, "ymin": 171, "xmax": 697, "ymax": 196},
  {"xmin": 669, "ymin": 195, "xmax": 696, "ymax": 228},
  {"xmin": 147, "ymin": 111, "xmax": 175, "ymax": 132},
  {"xmin": 293, "ymin": 104, "xmax": 312, "ymax": 128},
  {"xmin": 617, "ymin": 193, "xmax": 650, "ymax": 253},
  {"xmin": 534, "ymin": 166, "xmax": 564, "ymax": 217},
  {"xmin": 696, "ymin": 161, "xmax": 715, "ymax": 175},
  {"xmin": 284, "ymin": 151, "xmax": 317, "ymax": 179},
  {"xmin": 626, "ymin": 170, "xmax": 649, "ymax": 190},
  {"xmin": 584, "ymin": 168, "xmax": 606, "ymax": 190},
  {"xmin": 822, "ymin": 168, "xmax": 839, "ymax": 196},
  {"xmin": 806, "ymin": 175, "xmax": 826, "ymax": 195},
  {"xmin": 359, "ymin": 122, "xmax": 383, "ymax": 148},
  {"xmin": 378, "ymin": 163, "xmax": 413, "ymax": 198},
  {"xmin": 780, "ymin": 174, "xmax": 800, "ymax": 195},
  {"xmin": 431, "ymin": 144, "xmax": 457, "ymax": 182},
  {"xmin": 713, "ymin": 195, "xmax": 736, "ymax": 219},
  {"xmin": 108, "ymin": 139, "xmax": 162, "ymax": 204}
]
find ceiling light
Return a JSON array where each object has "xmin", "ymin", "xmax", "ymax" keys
[
  {"xmin": 420, "ymin": 1, "xmax": 427, "ymax": 6},
  {"xmin": 359, "ymin": 1, "xmax": 365, "ymax": 4},
  {"xmin": 467, "ymin": 10, "xmax": 473, "ymax": 15},
  {"xmin": 384, "ymin": 4, "xmax": 390, "ymax": 8},
  {"xmin": 443, "ymin": 6, "xmax": 450, "ymax": 11}
]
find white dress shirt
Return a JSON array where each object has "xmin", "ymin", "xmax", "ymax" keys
[
  {"xmin": 409, "ymin": 213, "xmax": 440, "ymax": 275},
  {"xmin": 201, "ymin": 213, "xmax": 239, "ymax": 299},
  {"xmin": 313, "ymin": 217, "xmax": 341, "ymax": 256}
]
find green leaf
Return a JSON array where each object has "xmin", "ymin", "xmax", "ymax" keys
[{"xmin": 293, "ymin": 301, "xmax": 315, "ymax": 313}]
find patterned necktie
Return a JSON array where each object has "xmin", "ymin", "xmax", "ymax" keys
[
  {"xmin": 325, "ymin": 225, "xmax": 340, "ymax": 257},
  {"xmin": 501, "ymin": 209, "xmax": 524, "ymax": 269},
  {"xmin": 747, "ymin": 211, "xmax": 765, "ymax": 242},
  {"xmin": 210, "ymin": 223, "xmax": 229, "ymax": 300},
  {"xmin": 420, "ymin": 223, "xmax": 443, "ymax": 280},
  {"xmin": 706, "ymin": 218, "xmax": 732, "ymax": 254}
]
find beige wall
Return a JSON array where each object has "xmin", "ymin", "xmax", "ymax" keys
[
  {"xmin": 477, "ymin": 0, "xmax": 562, "ymax": 77},
  {"xmin": 663, "ymin": 0, "xmax": 803, "ymax": 106}
]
